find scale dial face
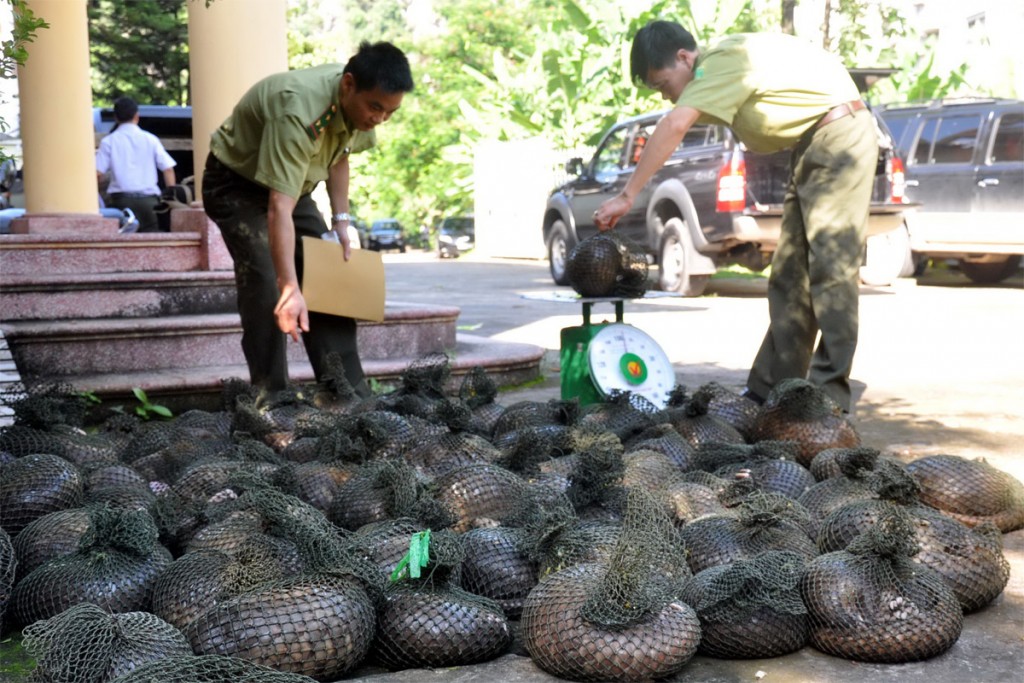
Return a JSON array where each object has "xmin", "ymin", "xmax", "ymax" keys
[{"xmin": 587, "ymin": 323, "xmax": 675, "ymax": 408}]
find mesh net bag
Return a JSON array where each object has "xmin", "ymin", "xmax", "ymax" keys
[
  {"xmin": 693, "ymin": 441, "xmax": 814, "ymax": 501},
  {"xmin": 185, "ymin": 571, "xmax": 376, "ymax": 680},
  {"xmin": 520, "ymin": 488, "xmax": 701, "ymax": 682},
  {"xmin": 459, "ymin": 525, "xmax": 538, "ymax": 619},
  {"xmin": 108, "ymin": 654, "xmax": 317, "ymax": 683},
  {"xmin": 565, "ymin": 232, "xmax": 649, "ymax": 298},
  {"xmin": 797, "ymin": 451, "xmax": 903, "ymax": 523},
  {"xmin": 10, "ymin": 505, "xmax": 173, "ymax": 627},
  {"xmin": 271, "ymin": 461, "xmax": 358, "ymax": 514},
  {"xmin": 809, "ymin": 446, "xmax": 900, "ymax": 482},
  {"xmin": 817, "ymin": 499, "xmax": 1010, "ymax": 614},
  {"xmin": 905, "ymin": 454, "xmax": 1024, "ymax": 532},
  {"xmin": 21, "ymin": 603, "xmax": 192, "ymax": 683},
  {"xmin": 0, "ymin": 382, "xmax": 89, "ymax": 431},
  {"xmin": 372, "ymin": 529, "xmax": 512, "ymax": 670},
  {"xmin": 679, "ymin": 492, "xmax": 818, "ymax": 574},
  {"xmin": 693, "ymin": 381, "xmax": 761, "ymax": 440},
  {"xmin": 749, "ymin": 378, "xmax": 861, "ymax": 467},
  {"xmin": 0, "ymin": 526, "xmax": 13, "ymax": 632},
  {"xmin": 663, "ymin": 387, "xmax": 746, "ymax": 449},
  {"xmin": 620, "ymin": 448, "xmax": 682, "ymax": 493},
  {"xmin": 495, "ymin": 424, "xmax": 575, "ymax": 477},
  {"xmin": 458, "ymin": 366, "xmax": 503, "ymax": 436},
  {"xmin": 624, "ymin": 422, "xmax": 695, "ymax": 471},
  {"xmin": 403, "ymin": 430, "xmax": 503, "ymax": 481},
  {"xmin": 12, "ymin": 507, "xmax": 92, "ymax": 581},
  {"xmin": 491, "ymin": 399, "xmax": 579, "ymax": 438},
  {"xmin": 349, "ymin": 518, "xmax": 429, "ymax": 578},
  {"xmin": 679, "ymin": 550, "xmax": 809, "ymax": 659},
  {"xmin": 576, "ymin": 391, "xmax": 659, "ymax": 442},
  {"xmin": 0, "ymin": 453, "xmax": 84, "ymax": 537},
  {"xmin": 800, "ymin": 507, "xmax": 963, "ymax": 663},
  {"xmin": 432, "ymin": 463, "xmax": 528, "ymax": 532},
  {"xmin": 327, "ymin": 459, "xmax": 432, "ymax": 531},
  {"xmin": 662, "ymin": 477, "xmax": 731, "ymax": 526}
]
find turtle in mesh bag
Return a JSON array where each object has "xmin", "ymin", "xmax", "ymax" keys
[
  {"xmin": 904, "ymin": 453, "xmax": 1024, "ymax": 532},
  {"xmin": 520, "ymin": 488, "xmax": 701, "ymax": 682},
  {"xmin": 370, "ymin": 352, "xmax": 453, "ymax": 421},
  {"xmin": 662, "ymin": 474, "xmax": 731, "ymax": 527},
  {"xmin": 458, "ymin": 365, "xmax": 506, "ymax": 437},
  {"xmin": 432, "ymin": 462, "xmax": 530, "ymax": 532},
  {"xmin": 21, "ymin": 603, "xmax": 192, "ymax": 683},
  {"xmin": 0, "ymin": 526, "xmax": 13, "ymax": 632},
  {"xmin": 693, "ymin": 440, "xmax": 815, "ymax": 501},
  {"xmin": 82, "ymin": 463, "xmax": 157, "ymax": 512},
  {"xmin": 798, "ymin": 449, "xmax": 902, "ymax": 523},
  {"xmin": 809, "ymin": 445, "xmax": 903, "ymax": 482},
  {"xmin": 679, "ymin": 491, "xmax": 818, "ymax": 575},
  {"xmin": 800, "ymin": 507, "xmax": 963, "ymax": 663},
  {"xmin": 107, "ymin": 654, "xmax": 317, "ymax": 683},
  {"xmin": 565, "ymin": 231, "xmax": 649, "ymax": 298},
  {"xmin": 748, "ymin": 378, "xmax": 860, "ymax": 467},
  {"xmin": 185, "ymin": 569, "xmax": 377, "ymax": 680},
  {"xmin": 371, "ymin": 528, "xmax": 513, "ymax": 670},
  {"xmin": 327, "ymin": 459, "xmax": 439, "ymax": 531},
  {"xmin": 816, "ymin": 468, "xmax": 1011, "ymax": 614},
  {"xmin": 691, "ymin": 381, "xmax": 761, "ymax": 440},
  {"xmin": 13, "ymin": 507, "xmax": 94, "ymax": 581},
  {"xmin": 0, "ymin": 452, "xmax": 84, "ymax": 538},
  {"xmin": 271, "ymin": 460, "xmax": 359, "ymax": 514},
  {"xmin": 623, "ymin": 422, "xmax": 696, "ymax": 471},
  {"xmin": 10, "ymin": 504, "xmax": 173, "ymax": 628},
  {"xmin": 459, "ymin": 524, "xmax": 538, "ymax": 619},
  {"xmin": 402, "ymin": 419, "xmax": 504, "ymax": 481},
  {"xmin": 679, "ymin": 550, "xmax": 809, "ymax": 659},
  {"xmin": 620, "ymin": 448, "xmax": 685, "ymax": 494},
  {"xmin": 663, "ymin": 385, "xmax": 746, "ymax": 449},
  {"xmin": 575, "ymin": 390, "xmax": 660, "ymax": 442}
]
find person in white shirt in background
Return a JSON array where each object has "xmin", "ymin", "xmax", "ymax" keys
[{"xmin": 96, "ymin": 96, "xmax": 176, "ymax": 232}]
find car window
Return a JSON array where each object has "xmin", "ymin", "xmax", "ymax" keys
[
  {"xmin": 882, "ymin": 114, "xmax": 917, "ymax": 157},
  {"xmin": 592, "ymin": 127, "xmax": 629, "ymax": 180},
  {"xmin": 916, "ymin": 115, "xmax": 982, "ymax": 164},
  {"xmin": 988, "ymin": 113, "xmax": 1023, "ymax": 163}
]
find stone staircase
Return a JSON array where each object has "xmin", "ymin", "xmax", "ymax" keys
[{"xmin": 0, "ymin": 209, "xmax": 543, "ymax": 414}]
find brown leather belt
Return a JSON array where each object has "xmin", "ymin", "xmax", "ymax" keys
[{"xmin": 816, "ymin": 99, "xmax": 866, "ymax": 128}]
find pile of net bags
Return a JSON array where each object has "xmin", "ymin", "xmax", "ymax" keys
[{"xmin": 1, "ymin": 368, "xmax": 1021, "ymax": 682}]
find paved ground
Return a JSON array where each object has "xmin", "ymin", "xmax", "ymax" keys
[{"xmin": 354, "ymin": 252, "xmax": 1024, "ymax": 683}]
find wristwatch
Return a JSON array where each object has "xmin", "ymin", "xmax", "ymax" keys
[{"xmin": 331, "ymin": 212, "xmax": 352, "ymax": 223}]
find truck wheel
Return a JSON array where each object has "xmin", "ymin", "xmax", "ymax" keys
[
  {"xmin": 860, "ymin": 223, "xmax": 914, "ymax": 286},
  {"xmin": 548, "ymin": 220, "xmax": 571, "ymax": 286},
  {"xmin": 959, "ymin": 255, "xmax": 1022, "ymax": 284},
  {"xmin": 658, "ymin": 220, "xmax": 709, "ymax": 297}
]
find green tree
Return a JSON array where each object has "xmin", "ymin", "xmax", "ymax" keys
[{"xmin": 88, "ymin": 0, "xmax": 190, "ymax": 105}]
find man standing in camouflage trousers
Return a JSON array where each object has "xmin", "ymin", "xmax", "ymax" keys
[
  {"xmin": 202, "ymin": 42, "xmax": 413, "ymax": 397},
  {"xmin": 594, "ymin": 21, "xmax": 876, "ymax": 412}
]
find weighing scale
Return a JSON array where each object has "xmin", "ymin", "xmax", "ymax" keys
[{"xmin": 523, "ymin": 292, "xmax": 677, "ymax": 408}]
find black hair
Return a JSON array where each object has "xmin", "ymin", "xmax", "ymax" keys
[
  {"xmin": 113, "ymin": 96, "xmax": 138, "ymax": 123},
  {"xmin": 343, "ymin": 41, "xmax": 414, "ymax": 94},
  {"xmin": 630, "ymin": 20, "xmax": 697, "ymax": 87}
]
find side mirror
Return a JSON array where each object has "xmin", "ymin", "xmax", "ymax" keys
[{"xmin": 565, "ymin": 157, "xmax": 584, "ymax": 176}]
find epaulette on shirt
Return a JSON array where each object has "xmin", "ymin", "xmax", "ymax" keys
[{"xmin": 306, "ymin": 103, "xmax": 337, "ymax": 141}]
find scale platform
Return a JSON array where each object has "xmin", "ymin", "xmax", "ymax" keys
[{"xmin": 521, "ymin": 291, "xmax": 677, "ymax": 408}]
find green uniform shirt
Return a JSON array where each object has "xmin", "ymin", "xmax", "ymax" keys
[
  {"xmin": 677, "ymin": 33, "xmax": 861, "ymax": 154},
  {"xmin": 210, "ymin": 64, "xmax": 376, "ymax": 198}
]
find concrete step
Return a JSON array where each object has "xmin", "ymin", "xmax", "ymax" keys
[
  {"xmin": 0, "ymin": 231, "xmax": 211, "ymax": 276},
  {"xmin": 48, "ymin": 333, "xmax": 545, "ymax": 414},
  {"xmin": 0, "ymin": 302, "xmax": 460, "ymax": 378},
  {"xmin": 0, "ymin": 270, "xmax": 239, "ymax": 321}
]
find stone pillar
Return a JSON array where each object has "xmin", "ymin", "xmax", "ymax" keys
[
  {"xmin": 13, "ymin": 0, "xmax": 116, "ymax": 234},
  {"xmin": 187, "ymin": 0, "xmax": 288, "ymax": 197}
]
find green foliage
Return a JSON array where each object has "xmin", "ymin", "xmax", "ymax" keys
[
  {"xmin": 1, "ymin": 0, "xmax": 48, "ymax": 78},
  {"xmin": 89, "ymin": 0, "xmax": 190, "ymax": 106},
  {"xmin": 131, "ymin": 387, "xmax": 173, "ymax": 420}
]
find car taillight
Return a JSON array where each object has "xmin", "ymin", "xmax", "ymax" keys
[
  {"xmin": 716, "ymin": 152, "xmax": 746, "ymax": 212},
  {"xmin": 888, "ymin": 155, "xmax": 907, "ymax": 203}
]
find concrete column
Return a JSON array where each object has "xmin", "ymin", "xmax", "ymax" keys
[
  {"xmin": 14, "ymin": 0, "xmax": 115, "ymax": 233},
  {"xmin": 187, "ymin": 0, "xmax": 288, "ymax": 196}
]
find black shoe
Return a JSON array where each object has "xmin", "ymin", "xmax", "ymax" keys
[{"xmin": 740, "ymin": 388, "xmax": 765, "ymax": 405}]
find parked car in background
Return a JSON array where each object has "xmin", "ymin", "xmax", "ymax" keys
[
  {"xmin": 878, "ymin": 98, "xmax": 1024, "ymax": 283},
  {"xmin": 437, "ymin": 216, "xmax": 475, "ymax": 258},
  {"xmin": 93, "ymin": 105, "xmax": 194, "ymax": 181},
  {"xmin": 366, "ymin": 218, "xmax": 407, "ymax": 252},
  {"xmin": 542, "ymin": 106, "xmax": 912, "ymax": 295}
]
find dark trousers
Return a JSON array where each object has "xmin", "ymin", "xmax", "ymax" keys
[
  {"xmin": 108, "ymin": 192, "xmax": 162, "ymax": 232},
  {"xmin": 746, "ymin": 109, "xmax": 877, "ymax": 411},
  {"xmin": 201, "ymin": 153, "xmax": 368, "ymax": 396}
]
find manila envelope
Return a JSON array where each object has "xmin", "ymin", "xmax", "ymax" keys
[{"xmin": 301, "ymin": 236, "xmax": 385, "ymax": 322}]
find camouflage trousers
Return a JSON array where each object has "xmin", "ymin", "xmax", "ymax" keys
[
  {"xmin": 747, "ymin": 109, "xmax": 877, "ymax": 412},
  {"xmin": 202, "ymin": 153, "xmax": 368, "ymax": 396}
]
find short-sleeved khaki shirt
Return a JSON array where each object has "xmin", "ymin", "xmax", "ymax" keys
[
  {"xmin": 210, "ymin": 64, "xmax": 376, "ymax": 198},
  {"xmin": 677, "ymin": 33, "xmax": 861, "ymax": 154}
]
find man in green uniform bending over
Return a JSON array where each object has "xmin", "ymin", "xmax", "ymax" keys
[
  {"xmin": 594, "ymin": 21, "xmax": 875, "ymax": 413},
  {"xmin": 203, "ymin": 42, "xmax": 413, "ymax": 397}
]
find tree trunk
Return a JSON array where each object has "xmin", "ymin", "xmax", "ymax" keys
[
  {"xmin": 822, "ymin": 0, "xmax": 832, "ymax": 50},
  {"xmin": 781, "ymin": 0, "xmax": 796, "ymax": 34}
]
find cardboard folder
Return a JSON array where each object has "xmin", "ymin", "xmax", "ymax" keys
[{"xmin": 301, "ymin": 236, "xmax": 385, "ymax": 322}]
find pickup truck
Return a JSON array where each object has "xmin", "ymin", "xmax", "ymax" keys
[{"xmin": 542, "ymin": 107, "xmax": 912, "ymax": 295}]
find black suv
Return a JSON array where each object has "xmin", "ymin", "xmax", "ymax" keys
[
  {"xmin": 366, "ymin": 218, "xmax": 407, "ymax": 252},
  {"xmin": 878, "ymin": 98, "xmax": 1024, "ymax": 283},
  {"xmin": 542, "ymin": 108, "xmax": 911, "ymax": 295}
]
